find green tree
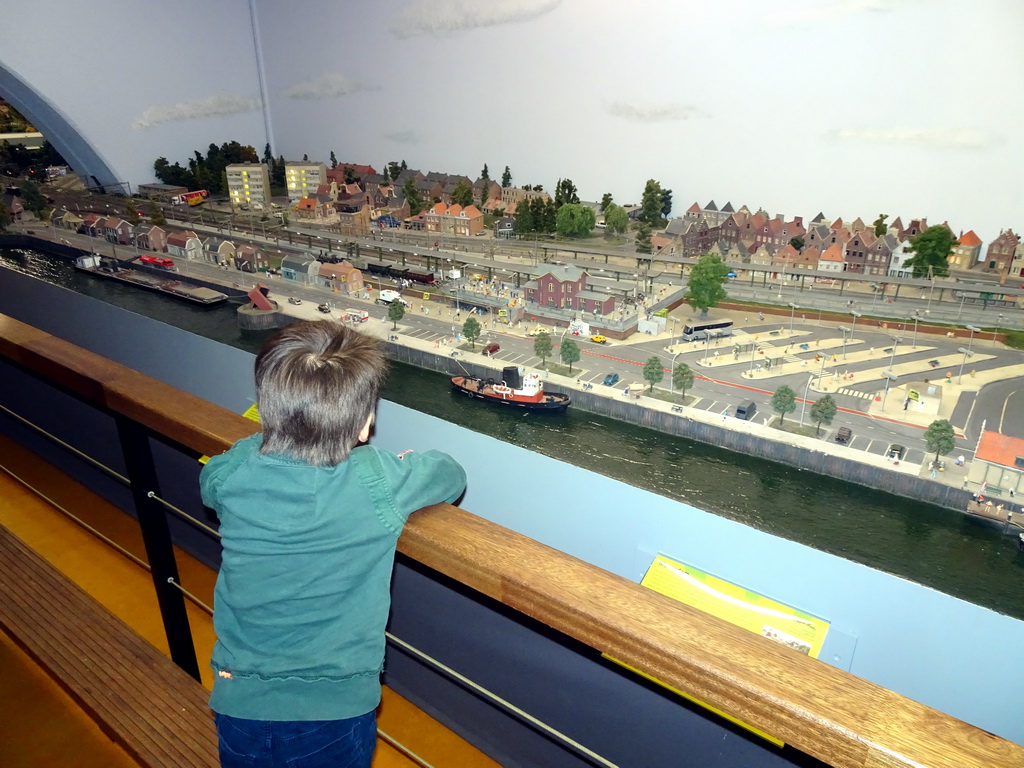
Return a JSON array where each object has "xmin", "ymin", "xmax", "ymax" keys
[
  {"xmin": 329, "ymin": 151, "xmax": 338, "ymax": 168},
  {"xmin": 149, "ymin": 204, "xmax": 166, "ymax": 226},
  {"xmin": 771, "ymin": 385, "xmax": 797, "ymax": 426},
  {"xmin": 343, "ymin": 165, "xmax": 359, "ymax": 184},
  {"xmin": 462, "ymin": 317, "xmax": 482, "ymax": 348},
  {"xmin": 873, "ymin": 213, "xmax": 888, "ymax": 237},
  {"xmin": 263, "ymin": 143, "xmax": 273, "ymax": 164},
  {"xmin": 639, "ymin": 179, "xmax": 664, "ymax": 225},
  {"xmin": 809, "ymin": 395, "xmax": 837, "ymax": 436},
  {"xmin": 684, "ymin": 253, "xmax": 729, "ymax": 316},
  {"xmin": 660, "ymin": 187, "xmax": 673, "ymax": 219},
  {"xmin": 387, "ymin": 299, "xmax": 405, "ymax": 329},
  {"xmin": 386, "ymin": 161, "xmax": 403, "ymax": 180},
  {"xmin": 603, "ymin": 203, "xmax": 628, "ymax": 235},
  {"xmin": 790, "ymin": 236, "xmax": 805, "ymax": 251},
  {"xmin": 480, "ymin": 163, "xmax": 489, "ymax": 180},
  {"xmin": 555, "ymin": 203, "xmax": 596, "ymax": 237},
  {"xmin": 515, "ymin": 200, "xmax": 535, "ymax": 235},
  {"xmin": 402, "ymin": 177, "xmax": 423, "ymax": 216},
  {"xmin": 554, "ymin": 178, "xmax": 580, "ymax": 207},
  {"xmin": 643, "ymin": 356, "xmax": 665, "ymax": 392},
  {"xmin": 0, "ymin": 200, "xmax": 12, "ymax": 232},
  {"xmin": 124, "ymin": 198, "xmax": 139, "ymax": 220},
  {"xmin": 635, "ymin": 221, "xmax": 652, "ymax": 254},
  {"xmin": 600, "ymin": 193, "xmax": 613, "ymax": 212},
  {"xmin": 20, "ymin": 180, "xmax": 47, "ymax": 218},
  {"xmin": 673, "ymin": 362, "xmax": 694, "ymax": 401},
  {"xmin": 924, "ymin": 419, "xmax": 955, "ymax": 465},
  {"xmin": 904, "ymin": 225, "xmax": 955, "ymax": 278},
  {"xmin": 560, "ymin": 337, "xmax": 581, "ymax": 372},
  {"xmin": 451, "ymin": 179, "xmax": 474, "ymax": 208},
  {"xmin": 533, "ymin": 331, "xmax": 553, "ymax": 365},
  {"xmin": 501, "ymin": 166, "xmax": 512, "ymax": 187}
]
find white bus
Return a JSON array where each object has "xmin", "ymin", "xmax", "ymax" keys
[{"xmin": 680, "ymin": 319, "xmax": 734, "ymax": 341}]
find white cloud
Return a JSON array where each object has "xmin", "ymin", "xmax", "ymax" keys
[
  {"xmin": 131, "ymin": 94, "xmax": 260, "ymax": 130},
  {"xmin": 828, "ymin": 127, "xmax": 999, "ymax": 150},
  {"xmin": 383, "ymin": 130, "xmax": 420, "ymax": 144},
  {"xmin": 392, "ymin": 0, "xmax": 561, "ymax": 38},
  {"xmin": 282, "ymin": 73, "xmax": 367, "ymax": 100},
  {"xmin": 607, "ymin": 101, "xmax": 702, "ymax": 123}
]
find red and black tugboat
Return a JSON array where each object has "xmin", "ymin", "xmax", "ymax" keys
[{"xmin": 452, "ymin": 366, "xmax": 570, "ymax": 412}]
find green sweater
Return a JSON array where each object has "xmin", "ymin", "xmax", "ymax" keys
[{"xmin": 200, "ymin": 434, "xmax": 466, "ymax": 721}]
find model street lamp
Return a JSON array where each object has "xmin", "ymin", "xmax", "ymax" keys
[
  {"xmin": 799, "ymin": 373, "xmax": 815, "ymax": 426},
  {"xmin": 966, "ymin": 324, "xmax": 980, "ymax": 354},
  {"xmin": 881, "ymin": 371, "xmax": 898, "ymax": 409},
  {"xmin": 957, "ymin": 347, "xmax": 973, "ymax": 384},
  {"xmin": 849, "ymin": 310, "xmax": 862, "ymax": 340},
  {"xmin": 789, "ymin": 302, "xmax": 799, "ymax": 333},
  {"xmin": 994, "ymin": 315, "xmax": 1004, "ymax": 346},
  {"xmin": 909, "ymin": 311, "xmax": 921, "ymax": 349},
  {"xmin": 887, "ymin": 336, "xmax": 902, "ymax": 370},
  {"xmin": 838, "ymin": 324, "xmax": 851, "ymax": 360}
]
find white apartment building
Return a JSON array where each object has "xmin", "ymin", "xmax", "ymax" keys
[
  {"xmin": 285, "ymin": 161, "xmax": 328, "ymax": 203},
  {"xmin": 226, "ymin": 162, "xmax": 272, "ymax": 210}
]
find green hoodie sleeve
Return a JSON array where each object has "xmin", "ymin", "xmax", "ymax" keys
[{"xmin": 355, "ymin": 447, "xmax": 467, "ymax": 534}]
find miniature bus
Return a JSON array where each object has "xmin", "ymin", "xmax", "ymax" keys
[{"xmin": 680, "ymin": 319, "xmax": 734, "ymax": 341}]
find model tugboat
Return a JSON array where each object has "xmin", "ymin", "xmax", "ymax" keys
[{"xmin": 452, "ymin": 366, "xmax": 570, "ymax": 412}]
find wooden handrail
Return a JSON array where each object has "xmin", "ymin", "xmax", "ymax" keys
[{"xmin": 2, "ymin": 311, "xmax": 1021, "ymax": 768}]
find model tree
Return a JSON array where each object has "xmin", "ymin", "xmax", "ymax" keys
[
  {"xmin": 684, "ymin": 253, "xmax": 729, "ymax": 317},
  {"xmin": 873, "ymin": 213, "xmax": 889, "ymax": 237},
  {"xmin": 643, "ymin": 356, "xmax": 665, "ymax": 392},
  {"xmin": 387, "ymin": 299, "xmax": 405, "ymax": 330},
  {"xmin": 124, "ymin": 198, "xmax": 139, "ymax": 220},
  {"xmin": 402, "ymin": 177, "xmax": 423, "ymax": 216},
  {"xmin": 20, "ymin": 180, "xmax": 47, "ymax": 218},
  {"xmin": 149, "ymin": 205, "xmax": 166, "ymax": 226},
  {"xmin": 533, "ymin": 331, "xmax": 552, "ymax": 365},
  {"xmin": 555, "ymin": 204, "xmax": 596, "ymax": 237},
  {"xmin": 480, "ymin": 163, "xmax": 489, "ymax": 180},
  {"xmin": 809, "ymin": 395, "xmax": 837, "ymax": 436},
  {"xmin": 603, "ymin": 203, "xmax": 628, "ymax": 235},
  {"xmin": 924, "ymin": 419, "xmax": 955, "ymax": 466},
  {"xmin": 560, "ymin": 338, "xmax": 581, "ymax": 373},
  {"xmin": 600, "ymin": 193, "xmax": 613, "ymax": 212},
  {"xmin": 451, "ymin": 180, "xmax": 474, "ymax": 208},
  {"xmin": 501, "ymin": 166, "xmax": 512, "ymax": 188},
  {"xmin": 673, "ymin": 362, "xmax": 694, "ymax": 402},
  {"xmin": 639, "ymin": 179, "xmax": 664, "ymax": 226},
  {"xmin": 635, "ymin": 222, "xmax": 653, "ymax": 254},
  {"xmin": 554, "ymin": 178, "xmax": 580, "ymax": 207},
  {"xmin": 771, "ymin": 385, "xmax": 797, "ymax": 426},
  {"xmin": 462, "ymin": 317, "xmax": 481, "ymax": 349},
  {"xmin": 904, "ymin": 225, "xmax": 955, "ymax": 278},
  {"xmin": 0, "ymin": 201, "xmax": 12, "ymax": 233}
]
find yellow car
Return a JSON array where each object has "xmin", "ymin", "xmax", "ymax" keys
[{"xmin": 591, "ymin": 334, "xmax": 607, "ymax": 344}]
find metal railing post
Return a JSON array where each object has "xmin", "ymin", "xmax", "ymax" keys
[{"xmin": 114, "ymin": 415, "xmax": 202, "ymax": 681}]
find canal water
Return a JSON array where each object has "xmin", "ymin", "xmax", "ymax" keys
[{"xmin": 5, "ymin": 246, "xmax": 1024, "ymax": 619}]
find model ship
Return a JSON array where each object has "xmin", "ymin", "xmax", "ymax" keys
[{"xmin": 452, "ymin": 366, "xmax": 570, "ymax": 412}]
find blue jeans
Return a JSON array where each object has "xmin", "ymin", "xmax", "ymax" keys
[{"xmin": 215, "ymin": 711, "xmax": 376, "ymax": 768}]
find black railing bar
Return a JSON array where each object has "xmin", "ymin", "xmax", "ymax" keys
[
  {"xmin": 385, "ymin": 632, "xmax": 621, "ymax": 768},
  {"xmin": 146, "ymin": 491, "xmax": 221, "ymax": 539},
  {"xmin": 0, "ymin": 402, "xmax": 129, "ymax": 484},
  {"xmin": 0, "ymin": 462, "xmax": 149, "ymax": 571}
]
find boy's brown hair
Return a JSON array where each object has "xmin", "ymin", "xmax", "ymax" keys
[{"xmin": 254, "ymin": 320, "xmax": 388, "ymax": 465}]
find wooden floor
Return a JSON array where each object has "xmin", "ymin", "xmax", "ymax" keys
[{"xmin": 0, "ymin": 434, "xmax": 498, "ymax": 768}]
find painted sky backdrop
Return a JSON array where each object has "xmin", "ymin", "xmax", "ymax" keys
[{"xmin": 2, "ymin": 0, "xmax": 1022, "ymax": 245}]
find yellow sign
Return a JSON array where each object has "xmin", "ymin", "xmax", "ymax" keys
[
  {"xmin": 611, "ymin": 555, "xmax": 831, "ymax": 746},
  {"xmin": 199, "ymin": 404, "xmax": 261, "ymax": 464},
  {"xmin": 908, "ymin": 389, "xmax": 920, "ymax": 401},
  {"xmin": 423, "ymin": 292, "xmax": 430, "ymax": 300}
]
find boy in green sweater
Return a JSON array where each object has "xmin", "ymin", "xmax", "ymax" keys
[{"xmin": 200, "ymin": 320, "xmax": 466, "ymax": 767}]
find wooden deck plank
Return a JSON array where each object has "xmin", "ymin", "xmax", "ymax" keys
[{"xmin": 0, "ymin": 526, "xmax": 218, "ymax": 768}]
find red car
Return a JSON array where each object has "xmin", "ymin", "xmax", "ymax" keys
[{"xmin": 482, "ymin": 342, "xmax": 500, "ymax": 356}]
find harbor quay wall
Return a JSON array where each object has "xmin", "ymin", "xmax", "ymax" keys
[{"xmin": 386, "ymin": 341, "xmax": 975, "ymax": 514}]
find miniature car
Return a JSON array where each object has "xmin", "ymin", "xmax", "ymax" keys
[
  {"xmin": 591, "ymin": 335, "xmax": 607, "ymax": 344},
  {"xmin": 317, "ymin": 303, "xmax": 332, "ymax": 313},
  {"xmin": 287, "ymin": 297, "xmax": 302, "ymax": 305},
  {"xmin": 526, "ymin": 326, "xmax": 549, "ymax": 337},
  {"xmin": 482, "ymin": 342, "xmax": 500, "ymax": 356},
  {"xmin": 603, "ymin": 372, "xmax": 620, "ymax": 386},
  {"xmin": 835, "ymin": 426, "xmax": 852, "ymax": 444}
]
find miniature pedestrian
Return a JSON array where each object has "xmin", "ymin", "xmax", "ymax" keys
[{"xmin": 758, "ymin": 312, "xmax": 764, "ymax": 321}]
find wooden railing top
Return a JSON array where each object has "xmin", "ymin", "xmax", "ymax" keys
[{"xmin": 3, "ymin": 311, "xmax": 1022, "ymax": 768}]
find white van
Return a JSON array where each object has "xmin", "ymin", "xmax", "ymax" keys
[{"xmin": 376, "ymin": 289, "xmax": 409, "ymax": 307}]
